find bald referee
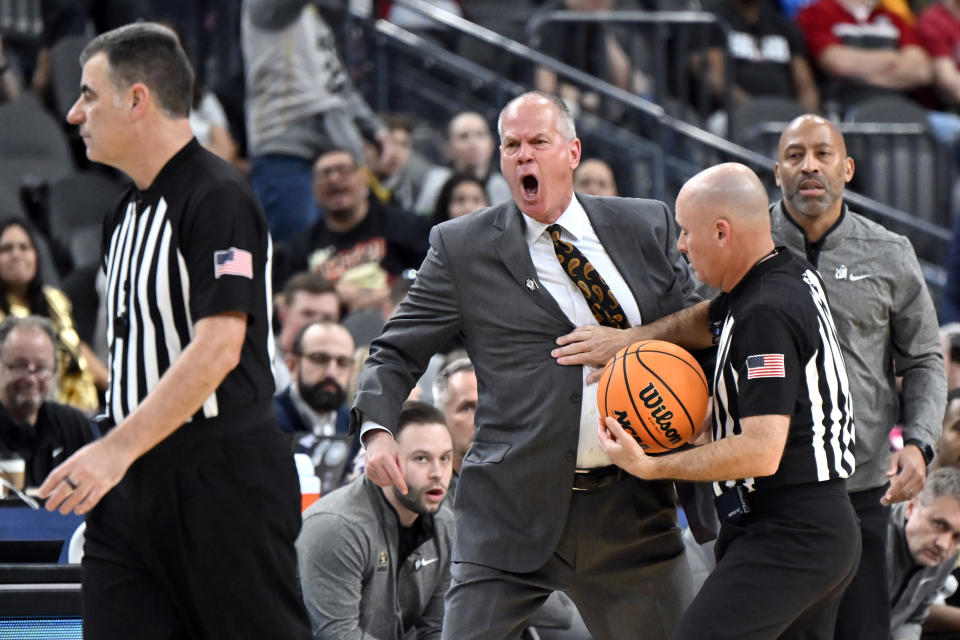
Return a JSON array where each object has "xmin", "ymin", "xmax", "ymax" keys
[
  {"xmin": 37, "ymin": 24, "xmax": 311, "ymax": 639},
  {"xmin": 598, "ymin": 163, "xmax": 860, "ymax": 638}
]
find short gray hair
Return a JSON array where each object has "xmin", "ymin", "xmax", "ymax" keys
[
  {"xmin": 432, "ymin": 357, "xmax": 474, "ymax": 410},
  {"xmin": 919, "ymin": 467, "xmax": 960, "ymax": 504},
  {"xmin": 497, "ymin": 91, "xmax": 577, "ymax": 143},
  {"xmin": 0, "ymin": 315, "xmax": 58, "ymax": 366}
]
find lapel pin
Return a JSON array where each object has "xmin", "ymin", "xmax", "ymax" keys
[{"xmin": 525, "ymin": 278, "xmax": 539, "ymax": 291}]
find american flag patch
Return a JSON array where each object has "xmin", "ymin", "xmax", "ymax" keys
[
  {"xmin": 746, "ymin": 354, "xmax": 785, "ymax": 379},
  {"xmin": 213, "ymin": 248, "xmax": 253, "ymax": 279}
]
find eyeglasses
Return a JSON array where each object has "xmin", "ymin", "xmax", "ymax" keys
[
  {"xmin": 298, "ymin": 351, "xmax": 355, "ymax": 370},
  {"xmin": 1, "ymin": 360, "xmax": 54, "ymax": 380},
  {"xmin": 313, "ymin": 163, "xmax": 358, "ymax": 181}
]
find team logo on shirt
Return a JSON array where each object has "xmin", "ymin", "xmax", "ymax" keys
[{"xmin": 213, "ymin": 248, "xmax": 253, "ymax": 279}]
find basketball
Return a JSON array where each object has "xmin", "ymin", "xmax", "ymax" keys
[{"xmin": 597, "ymin": 340, "xmax": 709, "ymax": 453}]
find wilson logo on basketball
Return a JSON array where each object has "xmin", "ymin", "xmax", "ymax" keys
[
  {"xmin": 637, "ymin": 382, "xmax": 682, "ymax": 445},
  {"xmin": 597, "ymin": 340, "xmax": 709, "ymax": 453}
]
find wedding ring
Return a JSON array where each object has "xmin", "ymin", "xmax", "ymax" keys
[{"xmin": 64, "ymin": 477, "xmax": 78, "ymax": 491}]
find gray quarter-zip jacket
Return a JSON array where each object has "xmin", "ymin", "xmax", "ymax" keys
[{"xmin": 297, "ymin": 476, "xmax": 454, "ymax": 639}]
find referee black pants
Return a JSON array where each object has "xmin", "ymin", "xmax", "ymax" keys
[
  {"xmin": 674, "ymin": 480, "xmax": 860, "ymax": 640},
  {"xmin": 81, "ymin": 407, "xmax": 311, "ymax": 640}
]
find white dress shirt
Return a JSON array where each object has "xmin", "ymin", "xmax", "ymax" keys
[
  {"xmin": 363, "ymin": 196, "xmax": 641, "ymax": 468},
  {"xmin": 523, "ymin": 196, "xmax": 641, "ymax": 468}
]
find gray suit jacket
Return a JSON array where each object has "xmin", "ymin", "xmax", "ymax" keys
[{"xmin": 353, "ymin": 194, "xmax": 701, "ymax": 573}]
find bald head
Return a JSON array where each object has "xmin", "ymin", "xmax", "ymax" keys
[
  {"xmin": 775, "ymin": 114, "xmax": 854, "ymax": 240},
  {"xmin": 677, "ymin": 163, "xmax": 770, "ymax": 225},
  {"xmin": 675, "ymin": 163, "xmax": 775, "ymax": 292}
]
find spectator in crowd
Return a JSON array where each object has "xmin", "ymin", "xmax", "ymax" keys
[
  {"xmin": 916, "ymin": 0, "xmax": 960, "ymax": 149},
  {"xmin": 338, "ymin": 265, "xmax": 417, "ymax": 357},
  {"xmin": 0, "ymin": 37, "xmax": 21, "ymax": 103},
  {"xmin": 702, "ymin": 0, "xmax": 820, "ymax": 115},
  {"xmin": 431, "ymin": 356, "xmax": 476, "ymax": 501},
  {"xmin": 274, "ymin": 271, "xmax": 340, "ymax": 388},
  {"xmin": 0, "ymin": 219, "xmax": 107, "ymax": 413},
  {"xmin": 796, "ymin": 0, "xmax": 932, "ymax": 116},
  {"xmin": 940, "ymin": 325, "xmax": 960, "ymax": 392},
  {"xmin": 430, "ymin": 173, "xmax": 490, "ymax": 228},
  {"xmin": 917, "ymin": 0, "xmax": 960, "ymax": 109},
  {"xmin": 163, "ymin": 20, "xmax": 240, "ymax": 169},
  {"xmin": 918, "ymin": 0, "xmax": 960, "ymax": 96},
  {"xmin": 533, "ymin": 0, "xmax": 650, "ymax": 116},
  {"xmin": 934, "ymin": 389, "xmax": 960, "ymax": 474},
  {"xmin": 599, "ymin": 162, "xmax": 859, "ymax": 638},
  {"xmin": 275, "ymin": 321, "xmax": 358, "ymax": 491},
  {"xmin": 276, "ymin": 321, "xmax": 355, "ymax": 437},
  {"xmin": 573, "ymin": 158, "xmax": 618, "ymax": 196},
  {"xmin": 379, "ymin": 0, "xmax": 465, "ymax": 50},
  {"xmin": 275, "ymin": 148, "xmax": 430, "ymax": 288},
  {"xmin": 296, "ymin": 401, "xmax": 454, "ymax": 640},
  {"xmin": 888, "ymin": 468, "xmax": 960, "ymax": 640},
  {"xmin": 357, "ymin": 91, "xmax": 700, "ymax": 640},
  {"xmin": 917, "ymin": 390, "xmax": 960, "ymax": 637},
  {"xmin": 414, "ymin": 111, "xmax": 512, "ymax": 215},
  {"xmin": 367, "ymin": 113, "xmax": 434, "ymax": 211},
  {"xmin": 242, "ymin": 0, "xmax": 388, "ymax": 242},
  {"xmin": 189, "ymin": 79, "xmax": 239, "ymax": 168},
  {"xmin": 771, "ymin": 115, "xmax": 945, "ymax": 640},
  {"xmin": 0, "ymin": 316, "xmax": 96, "ymax": 488}
]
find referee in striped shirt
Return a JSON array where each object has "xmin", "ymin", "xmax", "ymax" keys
[
  {"xmin": 37, "ymin": 24, "xmax": 310, "ymax": 639},
  {"xmin": 598, "ymin": 163, "xmax": 859, "ymax": 638}
]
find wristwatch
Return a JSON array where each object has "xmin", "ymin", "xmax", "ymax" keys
[{"xmin": 903, "ymin": 438, "xmax": 935, "ymax": 466}]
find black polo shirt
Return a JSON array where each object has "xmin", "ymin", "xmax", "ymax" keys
[{"xmin": 0, "ymin": 401, "xmax": 96, "ymax": 487}]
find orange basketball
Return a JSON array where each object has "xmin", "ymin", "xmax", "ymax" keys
[{"xmin": 597, "ymin": 340, "xmax": 709, "ymax": 453}]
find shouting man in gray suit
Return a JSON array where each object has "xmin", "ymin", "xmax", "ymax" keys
[{"xmin": 355, "ymin": 91, "xmax": 699, "ymax": 640}]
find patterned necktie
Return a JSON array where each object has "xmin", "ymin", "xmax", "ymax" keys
[{"xmin": 546, "ymin": 224, "xmax": 630, "ymax": 329}]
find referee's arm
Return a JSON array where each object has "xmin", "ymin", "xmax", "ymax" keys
[
  {"xmin": 598, "ymin": 414, "xmax": 790, "ymax": 482},
  {"xmin": 38, "ymin": 312, "xmax": 247, "ymax": 515}
]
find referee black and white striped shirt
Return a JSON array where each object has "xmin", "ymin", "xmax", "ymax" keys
[
  {"xmin": 710, "ymin": 249, "xmax": 855, "ymax": 496},
  {"xmin": 101, "ymin": 139, "xmax": 276, "ymax": 426}
]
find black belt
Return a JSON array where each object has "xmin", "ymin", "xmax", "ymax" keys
[{"xmin": 573, "ymin": 465, "xmax": 623, "ymax": 491}]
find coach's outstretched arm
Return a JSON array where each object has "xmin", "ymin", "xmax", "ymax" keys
[{"xmin": 553, "ymin": 299, "xmax": 715, "ymax": 374}]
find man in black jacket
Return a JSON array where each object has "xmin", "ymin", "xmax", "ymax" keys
[{"xmin": 0, "ymin": 316, "xmax": 96, "ymax": 487}]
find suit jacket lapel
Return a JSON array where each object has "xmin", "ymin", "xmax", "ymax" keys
[
  {"xmin": 492, "ymin": 202, "xmax": 571, "ymax": 325},
  {"xmin": 583, "ymin": 196, "xmax": 654, "ymax": 323}
]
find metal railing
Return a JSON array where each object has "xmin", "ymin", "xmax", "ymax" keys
[
  {"xmin": 526, "ymin": 10, "xmax": 730, "ymax": 125},
  {"xmin": 345, "ymin": 0, "xmax": 950, "ymax": 298}
]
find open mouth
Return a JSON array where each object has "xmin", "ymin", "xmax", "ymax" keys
[
  {"xmin": 521, "ymin": 175, "xmax": 539, "ymax": 200},
  {"xmin": 426, "ymin": 488, "xmax": 445, "ymax": 502}
]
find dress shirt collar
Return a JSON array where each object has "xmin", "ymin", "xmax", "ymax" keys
[{"xmin": 522, "ymin": 194, "xmax": 587, "ymax": 247}]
